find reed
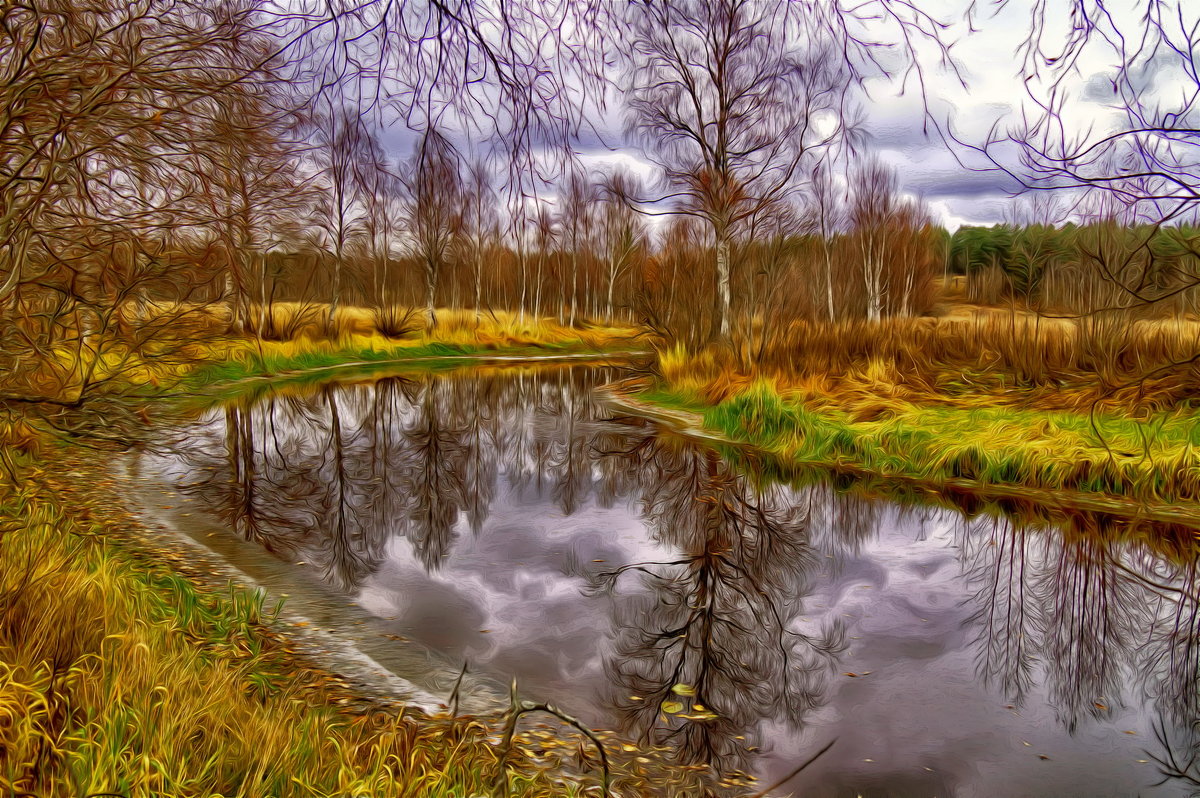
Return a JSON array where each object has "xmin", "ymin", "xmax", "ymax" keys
[{"xmin": 661, "ymin": 314, "xmax": 1200, "ymax": 414}]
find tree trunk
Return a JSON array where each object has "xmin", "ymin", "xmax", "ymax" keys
[
  {"xmin": 823, "ymin": 240, "xmax": 836, "ymax": 323},
  {"xmin": 425, "ymin": 255, "xmax": 438, "ymax": 330},
  {"xmin": 568, "ymin": 250, "xmax": 578, "ymax": 327},
  {"xmin": 534, "ymin": 250, "xmax": 544, "ymax": 321},
  {"xmin": 474, "ymin": 242, "xmax": 483, "ymax": 326},
  {"xmin": 716, "ymin": 235, "xmax": 731, "ymax": 340},
  {"xmin": 606, "ymin": 256, "xmax": 617, "ymax": 320},
  {"xmin": 518, "ymin": 246, "xmax": 528, "ymax": 325}
]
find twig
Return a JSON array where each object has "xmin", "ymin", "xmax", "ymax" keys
[
  {"xmin": 494, "ymin": 679, "xmax": 611, "ymax": 797},
  {"xmin": 743, "ymin": 737, "xmax": 837, "ymax": 798},
  {"xmin": 448, "ymin": 659, "xmax": 468, "ymax": 716}
]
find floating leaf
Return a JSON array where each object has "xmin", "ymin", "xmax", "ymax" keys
[
  {"xmin": 661, "ymin": 701, "xmax": 685, "ymax": 714},
  {"xmin": 671, "ymin": 683, "xmax": 696, "ymax": 696}
]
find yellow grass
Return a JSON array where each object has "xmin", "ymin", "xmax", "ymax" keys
[{"xmin": 0, "ymin": 451, "xmax": 711, "ymax": 797}]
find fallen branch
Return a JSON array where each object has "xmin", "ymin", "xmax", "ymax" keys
[{"xmin": 494, "ymin": 679, "xmax": 611, "ymax": 797}]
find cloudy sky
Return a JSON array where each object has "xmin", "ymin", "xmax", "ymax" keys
[
  {"xmin": 366, "ymin": 0, "xmax": 1163, "ymax": 232},
  {"xmin": 569, "ymin": 0, "xmax": 1148, "ymax": 231}
]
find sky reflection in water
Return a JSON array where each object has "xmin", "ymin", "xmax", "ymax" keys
[{"xmin": 156, "ymin": 367, "xmax": 1200, "ymax": 797}]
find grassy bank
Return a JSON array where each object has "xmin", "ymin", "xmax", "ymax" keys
[
  {"xmin": 190, "ymin": 308, "xmax": 645, "ymax": 390},
  {"xmin": 637, "ymin": 318, "xmax": 1200, "ymax": 520},
  {"xmin": 0, "ymin": 448, "xmax": 713, "ymax": 797},
  {"xmin": 0, "ymin": 309, "xmax": 696, "ymax": 797},
  {"xmin": 0, "ymin": 305, "xmax": 644, "ymax": 447}
]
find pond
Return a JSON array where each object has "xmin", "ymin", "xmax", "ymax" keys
[{"xmin": 134, "ymin": 365, "xmax": 1200, "ymax": 797}]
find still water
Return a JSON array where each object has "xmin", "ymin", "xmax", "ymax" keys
[{"xmin": 142, "ymin": 366, "xmax": 1200, "ymax": 797}]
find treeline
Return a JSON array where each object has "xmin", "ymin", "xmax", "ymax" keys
[
  {"xmin": 950, "ymin": 223, "xmax": 1200, "ymax": 316},
  {"xmin": 216, "ymin": 154, "xmax": 946, "ymax": 353},
  {"xmin": 12, "ymin": 0, "xmax": 1200, "ymax": 422},
  {"xmin": 0, "ymin": 0, "xmax": 962, "ymax": 376}
]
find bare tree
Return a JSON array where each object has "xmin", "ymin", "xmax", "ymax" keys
[
  {"xmin": 462, "ymin": 158, "xmax": 497, "ymax": 325},
  {"xmin": 358, "ymin": 129, "xmax": 414, "ymax": 337},
  {"xmin": 404, "ymin": 129, "xmax": 463, "ymax": 330},
  {"xmin": 310, "ymin": 104, "xmax": 372, "ymax": 333},
  {"xmin": 624, "ymin": 0, "xmax": 853, "ymax": 342},
  {"xmin": 530, "ymin": 202, "xmax": 557, "ymax": 321},
  {"xmin": 558, "ymin": 168, "xmax": 597, "ymax": 327},
  {"xmin": 0, "ymin": 0, "xmax": 307, "ymax": 439},
  {"xmin": 850, "ymin": 158, "xmax": 899, "ymax": 321},
  {"xmin": 191, "ymin": 1, "xmax": 307, "ymax": 338},
  {"xmin": 810, "ymin": 162, "xmax": 844, "ymax": 323},
  {"xmin": 599, "ymin": 170, "xmax": 646, "ymax": 322}
]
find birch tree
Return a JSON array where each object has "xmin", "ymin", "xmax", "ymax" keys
[{"xmin": 624, "ymin": 0, "xmax": 849, "ymax": 342}]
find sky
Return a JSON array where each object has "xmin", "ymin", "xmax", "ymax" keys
[
  {"xmin": 565, "ymin": 0, "xmax": 1144, "ymax": 232},
  {"xmin": 365, "ymin": 0, "xmax": 1168, "ymax": 233}
]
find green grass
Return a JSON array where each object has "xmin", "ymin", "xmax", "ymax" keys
[
  {"xmin": 184, "ymin": 320, "xmax": 647, "ymax": 402},
  {"xmin": 641, "ymin": 380, "xmax": 1200, "ymax": 511}
]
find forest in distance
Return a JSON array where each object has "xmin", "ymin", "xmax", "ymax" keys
[{"xmin": 2, "ymin": 0, "xmax": 1200, "ymax": 796}]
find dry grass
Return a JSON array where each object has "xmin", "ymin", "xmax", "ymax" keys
[
  {"xmin": 187, "ymin": 306, "xmax": 644, "ymax": 396},
  {"xmin": 663, "ymin": 315, "xmax": 1200, "ymax": 414},
  {"xmin": 0, "ymin": 450, "xmax": 714, "ymax": 797},
  {"xmin": 243, "ymin": 303, "xmax": 641, "ymax": 349},
  {"xmin": 649, "ymin": 308, "xmax": 1200, "ymax": 509}
]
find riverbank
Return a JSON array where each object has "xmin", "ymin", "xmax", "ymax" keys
[
  {"xmin": 625, "ymin": 365, "xmax": 1200, "ymax": 527},
  {"xmin": 0, "ymin": 445, "xmax": 716, "ymax": 797},
  {"xmin": 0, "ymin": 316, "xmax": 709, "ymax": 797},
  {"xmin": 185, "ymin": 310, "xmax": 645, "ymax": 396}
]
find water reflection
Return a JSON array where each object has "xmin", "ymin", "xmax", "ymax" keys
[
  {"xmin": 158, "ymin": 366, "xmax": 1200, "ymax": 795},
  {"xmin": 591, "ymin": 433, "xmax": 843, "ymax": 773}
]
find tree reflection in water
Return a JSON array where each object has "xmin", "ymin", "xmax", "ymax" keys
[
  {"xmin": 589, "ymin": 431, "xmax": 844, "ymax": 773},
  {"xmin": 165, "ymin": 367, "xmax": 1200, "ymax": 789}
]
